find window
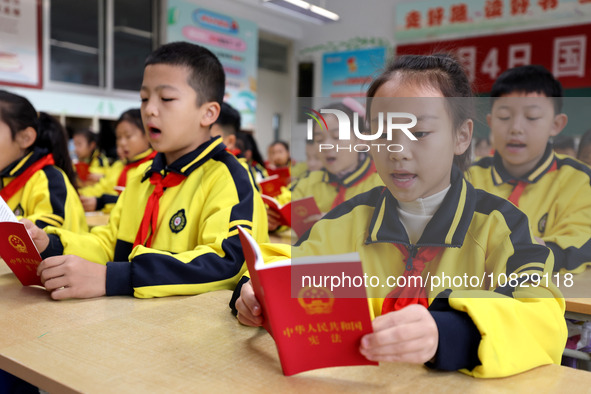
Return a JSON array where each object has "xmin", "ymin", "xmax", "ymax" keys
[{"xmin": 49, "ymin": 0, "xmax": 156, "ymax": 91}]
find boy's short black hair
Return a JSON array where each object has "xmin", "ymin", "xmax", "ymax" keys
[
  {"xmin": 145, "ymin": 41, "xmax": 225, "ymax": 106},
  {"xmin": 490, "ymin": 65, "xmax": 563, "ymax": 113},
  {"xmin": 214, "ymin": 102, "xmax": 241, "ymax": 136}
]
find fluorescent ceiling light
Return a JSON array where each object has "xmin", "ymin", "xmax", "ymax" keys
[{"xmin": 262, "ymin": 0, "xmax": 340, "ymax": 24}]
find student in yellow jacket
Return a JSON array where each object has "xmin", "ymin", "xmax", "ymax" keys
[
  {"xmin": 468, "ymin": 65, "xmax": 591, "ymax": 273},
  {"xmin": 233, "ymin": 54, "xmax": 566, "ymax": 378},
  {"xmin": 73, "ymin": 128, "xmax": 110, "ymax": 185},
  {"xmin": 79, "ymin": 109, "xmax": 155, "ymax": 213},
  {"xmin": 24, "ymin": 42, "xmax": 268, "ymax": 299},
  {"xmin": 0, "ymin": 93, "xmax": 87, "ymax": 233},
  {"xmin": 292, "ymin": 102, "xmax": 384, "ymax": 213}
]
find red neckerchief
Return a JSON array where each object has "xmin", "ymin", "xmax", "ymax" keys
[
  {"xmin": 381, "ymin": 244, "xmax": 443, "ymax": 314},
  {"xmin": 133, "ymin": 171, "xmax": 186, "ymax": 248},
  {"xmin": 0, "ymin": 154, "xmax": 55, "ymax": 202},
  {"xmin": 116, "ymin": 151, "xmax": 157, "ymax": 191},
  {"xmin": 508, "ymin": 161, "xmax": 557, "ymax": 207},
  {"xmin": 330, "ymin": 161, "xmax": 377, "ymax": 210}
]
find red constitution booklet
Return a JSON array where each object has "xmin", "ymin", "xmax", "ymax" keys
[
  {"xmin": 237, "ymin": 226, "xmax": 376, "ymax": 376},
  {"xmin": 0, "ymin": 197, "xmax": 43, "ymax": 286},
  {"xmin": 259, "ymin": 174, "xmax": 287, "ymax": 197},
  {"xmin": 262, "ymin": 195, "xmax": 322, "ymax": 237}
]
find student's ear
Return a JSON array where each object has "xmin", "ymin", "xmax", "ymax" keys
[
  {"xmin": 550, "ymin": 113, "xmax": 568, "ymax": 137},
  {"xmin": 226, "ymin": 134, "xmax": 236, "ymax": 149},
  {"xmin": 454, "ymin": 119, "xmax": 473, "ymax": 155},
  {"xmin": 486, "ymin": 113, "xmax": 492, "ymax": 128},
  {"xmin": 200, "ymin": 102, "xmax": 221, "ymax": 128},
  {"xmin": 15, "ymin": 127, "xmax": 37, "ymax": 149}
]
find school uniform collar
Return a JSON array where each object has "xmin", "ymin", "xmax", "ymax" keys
[
  {"xmin": 365, "ymin": 166, "xmax": 475, "ymax": 248},
  {"xmin": 143, "ymin": 136, "xmax": 226, "ymax": 180},
  {"xmin": 321, "ymin": 154, "xmax": 374, "ymax": 187},
  {"xmin": 127, "ymin": 148, "xmax": 154, "ymax": 165},
  {"xmin": 0, "ymin": 147, "xmax": 49, "ymax": 178},
  {"xmin": 490, "ymin": 143, "xmax": 556, "ymax": 186}
]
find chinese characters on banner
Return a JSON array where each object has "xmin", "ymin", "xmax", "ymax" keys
[
  {"xmin": 395, "ymin": 0, "xmax": 591, "ymax": 42},
  {"xmin": 396, "ymin": 23, "xmax": 590, "ymax": 92},
  {"xmin": 167, "ymin": 2, "xmax": 258, "ymax": 129}
]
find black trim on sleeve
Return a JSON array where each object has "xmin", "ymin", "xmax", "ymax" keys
[
  {"xmin": 426, "ymin": 291, "xmax": 481, "ymax": 371},
  {"xmin": 40, "ymin": 233, "xmax": 64, "ymax": 259},
  {"xmin": 229, "ymin": 275, "xmax": 251, "ymax": 316},
  {"xmin": 105, "ymin": 261, "xmax": 133, "ymax": 296}
]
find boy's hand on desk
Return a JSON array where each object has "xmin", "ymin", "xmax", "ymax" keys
[
  {"xmin": 37, "ymin": 255, "xmax": 106, "ymax": 300},
  {"xmin": 235, "ymin": 280, "xmax": 263, "ymax": 326},
  {"xmin": 80, "ymin": 196, "xmax": 98, "ymax": 212},
  {"xmin": 20, "ymin": 218, "xmax": 49, "ymax": 253},
  {"xmin": 359, "ymin": 304, "xmax": 438, "ymax": 364}
]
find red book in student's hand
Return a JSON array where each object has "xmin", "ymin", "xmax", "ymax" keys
[
  {"xmin": 267, "ymin": 166, "xmax": 291, "ymax": 185},
  {"xmin": 262, "ymin": 194, "xmax": 292, "ymax": 227},
  {"xmin": 237, "ymin": 226, "xmax": 376, "ymax": 376},
  {"xmin": 259, "ymin": 175, "xmax": 287, "ymax": 197},
  {"xmin": 0, "ymin": 197, "xmax": 42, "ymax": 286},
  {"xmin": 290, "ymin": 196, "xmax": 322, "ymax": 237},
  {"xmin": 75, "ymin": 162, "xmax": 90, "ymax": 181}
]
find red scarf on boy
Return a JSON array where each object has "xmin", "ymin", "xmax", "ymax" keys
[{"xmin": 133, "ymin": 170, "xmax": 185, "ymax": 248}]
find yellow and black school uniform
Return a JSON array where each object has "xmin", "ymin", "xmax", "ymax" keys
[
  {"xmin": 80, "ymin": 149, "xmax": 156, "ymax": 212},
  {"xmin": 87, "ymin": 149, "xmax": 110, "ymax": 176},
  {"xmin": 0, "ymin": 147, "xmax": 87, "ymax": 232},
  {"xmin": 292, "ymin": 154, "xmax": 384, "ymax": 213},
  {"xmin": 42, "ymin": 137, "xmax": 269, "ymax": 298},
  {"xmin": 292, "ymin": 166, "xmax": 566, "ymax": 378},
  {"xmin": 468, "ymin": 144, "xmax": 591, "ymax": 273}
]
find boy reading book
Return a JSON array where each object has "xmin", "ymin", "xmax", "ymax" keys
[{"xmin": 24, "ymin": 41, "xmax": 269, "ymax": 299}]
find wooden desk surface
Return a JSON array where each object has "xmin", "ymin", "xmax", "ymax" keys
[
  {"xmin": 558, "ymin": 268, "xmax": 591, "ymax": 315},
  {"xmin": 85, "ymin": 212, "xmax": 110, "ymax": 228},
  {"xmin": 1, "ymin": 264, "xmax": 590, "ymax": 393}
]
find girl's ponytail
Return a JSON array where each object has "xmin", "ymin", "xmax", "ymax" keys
[{"xmin": 37, "ymin": 112, "xmax": 78, "ymax": 188}]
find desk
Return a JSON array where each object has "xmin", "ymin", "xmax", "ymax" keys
[
  {"xmin": 85, "ymin": 212, "xmax": 110, "ymax": 228},
  {"xmin": 0, "ymin": 264, "xmax": 590, "ymax": 393},
  {"xmin": 559, "ymin": 268, "xmax": 591, "ymax": 318}
]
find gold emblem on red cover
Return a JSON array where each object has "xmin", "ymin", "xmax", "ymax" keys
[
  {"xmin": 298, "ymin": 287, "xmax": 334, "ymax": 314},
  {"xmin": 294, "ymin": 206, "xmax": 308, "ymax": 217},
  {"xmin": 8, "ymin": 235, "xmax": 27, "ymax": 253}
]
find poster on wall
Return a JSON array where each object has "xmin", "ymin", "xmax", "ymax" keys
[
  {"xmin": 0, "ymin": 0, "xmax": 42, "ymax": 89},
  {"xmin": 395, "ymin": 0, "xmax": 591, "ymax": 43},
  {"xmin": 396, "ymin": 23, "xmax": 591, "ymax": 92},
  {"xmin": 321, "ymin": 47, "xmax": 386, "ymax": 98},
  {"xmin": 167, "ymin": 1, "xmax": 258, "ymax": 130}
]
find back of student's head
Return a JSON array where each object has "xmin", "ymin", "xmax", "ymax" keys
[
  {"xmin": 37, "ymin": 112, "xmax": 78, "ymax": 188},
  {"xmin": 116, "ymin": 108, "xmax": 143, "ymax": 131},
  {"xmin": 144, "ymin": 41, "xmax": 225, "ymax": 106},
  {"xmin": 490, "ymin": 65, "xmax": 563, "ymax": 113},
  {"xmin": 214, "ymin": 102, "xmax": 241, "ymax": 136},
  {"xmin": 366, "ymin": 53, "xmax": 474, "ymax": 171},
  {"xmin": 0, "ymin": 89, "xmax": 39, "ymax": 139}
]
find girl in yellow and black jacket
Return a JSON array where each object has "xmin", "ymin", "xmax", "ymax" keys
[
  {"xmin": 0, "ymin": 91, "xmax": 87, "ymax": 233},
  {"xmin": 79, "ymin": 109, "xmax": 156, "ymax": 212},
  {"xmin": 73, "ymin": 128, "xmax": 110, "ymax": 185},
  {"xmin": 234, "ymin": 54, "xmax": 566, "ymax": 378}
]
